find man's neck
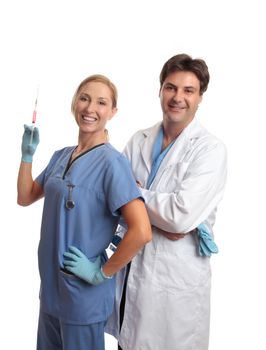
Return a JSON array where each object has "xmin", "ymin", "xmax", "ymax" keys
[
  {"xmin": 162, "ymin": 124, "xmax": 185, "ymax": 150},
  {"xmin": 162, "ymin": 118, "xmax": 194, "ymax": 150}
]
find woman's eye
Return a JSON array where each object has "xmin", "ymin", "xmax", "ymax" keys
[{"xmin": 79, "ymin": 96, "xmax": 87, "ymax": 101}]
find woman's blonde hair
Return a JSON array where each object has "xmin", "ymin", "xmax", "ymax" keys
[{"xmin": 71, "ymin": 74, "xmax": 118, "ymax": 114}]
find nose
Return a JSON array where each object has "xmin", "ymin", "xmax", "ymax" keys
[
  {"xmin": 173, "ymin": 89, "xmax": 184, "ymax": 102},
  {"xmin": 85, "ymin": 101, "xmax": 95, "ymax": 111}
]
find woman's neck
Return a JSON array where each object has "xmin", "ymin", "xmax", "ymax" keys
[
  {"xmin": 77, "ymin": 131, "xmax": 107, "ymax": 152},
  {"xmin": 70, "ymin": 131, "xmax": 107, "ymax": 161}
]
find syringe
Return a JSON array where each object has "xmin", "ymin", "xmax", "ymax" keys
[{"xmin": 30, "ymin": 86, "xmax": 39, "ymax": 144}]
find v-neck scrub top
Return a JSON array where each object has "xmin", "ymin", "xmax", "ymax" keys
[{"xmin": 36, "ymin": 143, "xmax": 142, "ymax": 325}]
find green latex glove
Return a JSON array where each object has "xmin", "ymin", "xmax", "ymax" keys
[
  {"xmin": 63, "ymin": 246, "xmax": 112, "ymax": 285},
  {"xmin": 21, "ymin": 124, "xmax": 40, "ymax": 163}
]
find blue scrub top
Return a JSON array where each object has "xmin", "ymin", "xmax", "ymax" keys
[{"xmin": 36, "ymin": 143, "xmax": 142, "ymax": 325}]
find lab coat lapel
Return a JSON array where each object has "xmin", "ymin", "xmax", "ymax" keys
[
  {"xmin": 165, "ymin": 129, "xmax": 191, "ymax": 165},
  {"xmin": 139, "ymin": 122, "xmax": 162, "ymax": 172},
  {"xmin": 166, "ymin": 118, "xmax": 202, "ymax": 165},
  {"xmin": 151, "ymin": 119, "xmax": 199, "ymax": 186}
]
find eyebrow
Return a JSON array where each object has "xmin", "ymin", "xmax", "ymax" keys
[
  {"xmin": 80, "ymin": 93, "xmax": 109, "ymax": 101},
  {"xmin": 164, "ymin": 82, "xmax": 176, "ymax": 88},
  {"xmin": 184, "ymin": 86, "xmax": 197, "ymax": 91},
  {"xmin": 165, "ymin": 82, "xmax": 197, "ymax": 91}
]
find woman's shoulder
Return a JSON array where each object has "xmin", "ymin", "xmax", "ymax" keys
[
  {"xmin": 102, "ymin": 143, "xmax": 123, "ymax": 157},
  {"xmin": 53, "ymin": 146, "xmax": 75, "ymax": 157},
  {"xmin": 102, "ymin": 143, "xmax": 130, "ymax": 166},
  {"xmin": 46, "ymin": 146, "xmax": 75, "ymax": 166}
]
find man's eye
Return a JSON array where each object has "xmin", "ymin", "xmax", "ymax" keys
[{"xmin": 165, "ymin": 85, "xmax": 174, "ymax": 91}]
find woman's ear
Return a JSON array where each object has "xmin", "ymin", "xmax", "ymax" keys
[{"xmin": 109, "ymin": 107, "xmax": 118, "ymax": 120}]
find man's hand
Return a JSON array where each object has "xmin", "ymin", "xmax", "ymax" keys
[
  {"xmin": 160, "ymin": 231, "xmax": 186, "ymax": 241},
  {"xmin": 156, "ymin": 227, "xmax": 197, "ymax": 241}
]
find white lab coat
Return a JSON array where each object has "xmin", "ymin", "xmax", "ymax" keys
[{"xmin": 106, "ymin": 118, "xmax": 227, "ymax": 350}]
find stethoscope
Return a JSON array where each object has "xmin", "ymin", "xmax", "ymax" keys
[{"xmin": 66, "ymin": 184, "xmax": 75, "ymax": 209}]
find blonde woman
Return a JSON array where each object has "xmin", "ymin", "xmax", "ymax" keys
[{"xmin": 17, "ymin": 74, "xmax": 151, "ymax": 350}]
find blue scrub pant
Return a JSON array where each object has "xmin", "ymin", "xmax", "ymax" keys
[{"xmin": 37, "ymin": 311, "xmax": 105, "ymax": 350}]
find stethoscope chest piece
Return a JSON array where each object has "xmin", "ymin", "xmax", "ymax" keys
[
  {"xmin": 66, "ymin": 199, "xmax": 75, "ymax": 210},
  {"xmin": 66, "ymin": 184, "xmax": 75, "ymax": 210}
]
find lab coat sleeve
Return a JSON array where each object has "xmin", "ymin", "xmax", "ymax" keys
[{"xmin": 140, "ymin": 141, "xmax": 227, "ymax": 233}]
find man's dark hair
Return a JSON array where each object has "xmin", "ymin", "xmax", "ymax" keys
[{"xmin": 159, "ymin": 54, "xmax": 210, "ymax": 95}]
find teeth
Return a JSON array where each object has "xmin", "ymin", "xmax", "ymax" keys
[
  {"xmin": 169, "ymin": 105, "xmax": 184, "ymax": 109},
  {"xmin": 82, "ymin": 115, "xmax": 97, "ymax": 122}
]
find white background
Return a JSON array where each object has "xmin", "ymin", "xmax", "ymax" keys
[{"xmin": 1, "ymin": 0, "xmax": 265, "ymax": 348}]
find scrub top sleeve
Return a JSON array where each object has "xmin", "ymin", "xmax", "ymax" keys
[
  {"xmin": 104, "ymin": 154, "xmax": 143, "ymax": 216},
  {"xmin": 35, "ymin": 168, "xmax": 46, "ymax": 187}
]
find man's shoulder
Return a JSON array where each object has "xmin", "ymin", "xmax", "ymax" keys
[
  {"xmin": 190, "ymin": 119, "xmax": 225, "ymax": 146},
  {"xmin": 129, "ymin": 122, "xmax": 161, "ymax": 140}
]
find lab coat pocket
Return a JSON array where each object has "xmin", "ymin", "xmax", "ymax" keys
[
  {"xmin": 152, "ymin": 240, "xmax": 210, "ymax": 292},
  {"xmin": 158, "ymin": 162, "xmax": 189, "ymax": 193}
]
